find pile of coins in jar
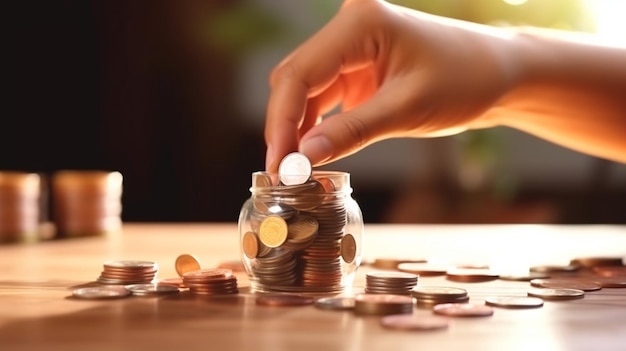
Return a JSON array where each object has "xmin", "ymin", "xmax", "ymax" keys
[{"xmin": 239, "ymin": 152, "xmax": 362, "ymax": 293}]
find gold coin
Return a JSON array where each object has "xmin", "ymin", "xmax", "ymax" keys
[
  {"xmin": 341, "ymin": 234, "xmax": 357, "ymax": 263},
  {"xmin": 259, "ymin": 215, "xmax": 288, "ymax": 248},
  {"xmin": 242, "ymin": 231, "xmax": 259, "ymax": 259},
  {"xmin": 287, "ymin": 215, "xmax": 318, "ymax": 243},
  {"xmin": 175, "ymin": 254, "xmax": 201, "ymax": 277}
]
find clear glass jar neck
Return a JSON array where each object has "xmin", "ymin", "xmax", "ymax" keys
[{"xmin": 250, "ymin": 171, "xmax": 352, "ymax": 195}]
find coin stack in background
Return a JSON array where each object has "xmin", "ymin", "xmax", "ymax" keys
[
  {"xmin": 97, "ymin": 260, "xmax": 158, "ymax": 285},
  {"xmin": 364, "ymin": 271, "xmax": 419, "ymax": 295},
  {"xmin": 0, "ymin": 171, "xmax": 42, "ymax": 243},
  {"xmin": 411, "ymin": 286, "xmax": 470, "ymax": 309},
  {"xmin": 239, "ymin": 152, "xmax": 364, "ymax": 293},
  {"xmin": 52, "ymin": 170, "xmax": 123, "ymax": 237}
]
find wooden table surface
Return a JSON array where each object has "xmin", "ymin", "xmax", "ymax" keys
[{"xmin": 1, "ymin": 223, "xmax": 625, "ymax": 351}]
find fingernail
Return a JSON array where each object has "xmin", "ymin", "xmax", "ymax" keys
[{"xmin": 299, "ymin": 136, "xmax": 333, "ymax": 165}]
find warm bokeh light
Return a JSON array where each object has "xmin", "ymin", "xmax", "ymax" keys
[
  {"xmin": 585, "ymin": 0, "xmax": 626, "ymax": 45},
  {"xmin": 502, "ymin": 0, "xmax": 528, "ymax": 6}
]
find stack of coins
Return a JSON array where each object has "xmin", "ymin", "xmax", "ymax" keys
[
  {"xmin": 52, "ymin": 170, "xmax": 123, "ymax": 237},
  {"xmin": 182, "ymin": 268, "xmax": 239, "ymax": 295},
  {"xmin": 364, "ymin": 271, "xmax": 419, "ymax": 295},
  {"xmin": 354, "ymin": 293, "xmax": 414, "ymax": 315},
  {"xmin": 0, "ymin": 171, "xmax": 41, "ymax": 243},
  {"xmin": 411, "ymin": 286, "xmax": 470, "ymax": 309},
  {"xmin": 97, "ymin": 260, "xmax": 158, "ymax": 285},
  {"xmin": 243, "ymin": 152, "xmax": 361, "ymax": 293}
]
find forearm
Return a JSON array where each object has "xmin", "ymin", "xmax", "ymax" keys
[{"xmin": 494, "ymin": 30, "xmax": 626, "ymax": 163}]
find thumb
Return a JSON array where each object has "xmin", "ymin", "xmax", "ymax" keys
[{"xmin": 298, "ymin": 95, "xmax": 399, "ymax": 166}]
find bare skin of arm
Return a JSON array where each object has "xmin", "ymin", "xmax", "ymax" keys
[{"xmin": 264, "ymin": 0, "xmax": 626, "ymax": 172}]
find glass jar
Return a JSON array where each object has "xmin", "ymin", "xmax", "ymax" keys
[{"xmin": 238, "ymin": 171, "xmax": 364, "ymax": 294}]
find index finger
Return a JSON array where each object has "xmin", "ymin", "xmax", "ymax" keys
[{"xmin": 264, "ymin": 0, "xmax": 383, "ymax": 172}]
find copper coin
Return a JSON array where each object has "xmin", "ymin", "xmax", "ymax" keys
[
  {"xmin": 570, "ymin": 256, "xmax": 623, "ymax": 268},
  {"xmin": 530, "ymin": 278, "xmax": 602, "ymax": 292},
  {"xmin": 381, "ymin": 314, "xmax": 449, "ymax": 331},
  {"xmin": 527, "ymin": 288, "xmax": 585, "ymax": 300},
  {"xmin": 340, "ymin": 233, "xmax": 357, "ymax": 264},
  {"xmin": 433, "ymin": 303, "xmax": 494, "ymax": 317},
  {"xmin": 592, "ymin": 266, "xmax": 626, "ymax": 277},
  {"xmin": 175, "ymin": 254, "xmax": 201, "ymax": 277},
  {"xmin": 592, "ymin": 277, "xmax": 626, "ymax": 288},
  {"xmin": 373, "ymin": 258, "xmax": 427, "ymax": 270},
  {"xmin": 530, "ymin": 264, "xmax": 580, "ymax": 274},
  {"xmin": 158, "ymin": 277, "xmax": 186, "ymax": 288},
  {"xmin": 242, "ymin": 231, "xmax": 259, "ymax": 259},
  {"xmin": 217, "ymin": 260, "xmax": 246, "ymax": 272},
  {"xmin": 446, "ymin": 268, "xmax": 499, "ymax": 283},
  {"xmin": 182, "ymin": 268, "xmax": 233, "ymax": 280},
  {"xmin": 256, "ymin": 294, "xmax": 315, "ymax": 307},
  {"xmin": 104, "ymin": 260, "xmax": 157, "ymax": 269},
  {"xmin": 411, "ymin": 286, "xmax": 468, "ymax": 300},
  {"xmin": 484, "ymin": 296, "xmax": 544, "ymax": 309},
  {"xmin": 354, "ymin": 293, "xmax": 414, "ymax": 315},
  {"xmin": 397, "ymin": 262, "xmax": 448, "ymax": 276}
]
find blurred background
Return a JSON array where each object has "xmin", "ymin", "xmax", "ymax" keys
[{"xmin": 5, "ymin": 0, "xmax": 626, "ymax": 224}]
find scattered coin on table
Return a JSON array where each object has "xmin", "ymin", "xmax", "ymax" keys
[
  {"xmin": 256, "ymin": 294, "xmax": 315, "ymax": 307},
  {"xmin": 530, "ymin": 278, "xmax": 602, "ymax": 292},
  {"xmin": 175, "ymin": 254, "xmax": 201, "ymax": 277},
  {"xmin": 569, "ymin": 256, "xmax": 624, "ymax": 268},
  {"xmin": 484, "ymin": 296, "xmax": 544, "ymax": 309},
  {"xmin": 73, "ymin": 286, "xmax": 131, "ymax": 300},
  {"xmin": 498, "ymin": 271, "xmax": 550, "ymax": 282},
  {"xmin": 530, "ymin": 264, "xmax": 581, "ymax": 274},
  {"xmin": 125, "ymin": 283, "xmax": 180, "ymax": 296},
  {"xmin": 314, "ymin": 296, "xmax": 356, "ymax": 311},
  {"xmin": 371, "ymin": 257, "xmax": 427, "ymax": 270},
  {"xmin": 527, "ymin": 288, "xmax": 585, "ymax": 301},
  {"xmin": 433, "ymin": 303, "xmax": 494, "ymax": 317},
  {"xmin": 353, "ymin": 293, "xmax": 414, "ymax": 316},
  {"xmin": 397, "ymin": 262, "xmax": 448, "ymax": 277},
  {"xmin": 380, "ymin": 314, "xmax": 450, "ymax": 331},
  {"xmin": 446, "ymin": 268, "xmax": 499, "ymax": 283}
]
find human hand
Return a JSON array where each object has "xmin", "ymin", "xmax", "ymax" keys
[{"xmin": 264, "ymin": 0, "xmax": 520, "ymax": 172}]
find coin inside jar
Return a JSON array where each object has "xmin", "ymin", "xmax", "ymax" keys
[
  {"xmin": 340, "ymin": 233, "xmax": 357, "ymax": 264},
  {"xmin": 258, "ymin": 215, "xmax": 288, "ymax": 248},
  {"xmin": 242, "ymin": 231, "xmax": 259, "ymax": 259}
]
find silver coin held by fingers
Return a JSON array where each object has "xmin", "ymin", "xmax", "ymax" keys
[{"xmin": 278, "ymin": 152, "xmax": 312, "ymax": 186}]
